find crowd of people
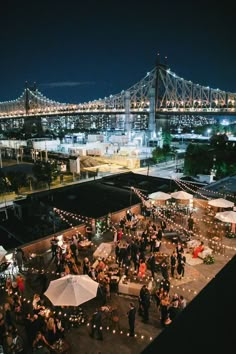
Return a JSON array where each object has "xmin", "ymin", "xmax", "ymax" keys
[
  {"xmin": 0, "ymin": 279, "xmax": 66, "ymax": 353},
  {"xmin": 0, "ymin": 207, "xmax": 201, "ymax": 350}
]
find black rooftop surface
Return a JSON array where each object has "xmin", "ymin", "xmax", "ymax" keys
[
  {"xmin": 1, "ymin": 172, "xmax": 179, "ymax": 249},
  {"xmin": 101, "ymin": 172, "xmax": 177, "ymax": 194},
  {"xmin": 14, "ymin": 172, "xmax": 178, "ymax": 218},
  {"xmin": 1, "ymin": 163, "xmax": 34, "ymax": 175},
  {"xmin": 0, "ymin": 224, "xmax": 22, "ymax": 250},
  {"xmin": 42, "ymin": 178, "xmax": 141, "ymax": 218},
  {"xmin": 30, "ymin": 172, "xmax": 178, "ymax": 218},
  {"xmin": 141, "ymin": 255, "xmax": 236, "ymax": 354},
  {"xmin": 203, "ymin": 175, "xmax": 236, "ymax": 194}
]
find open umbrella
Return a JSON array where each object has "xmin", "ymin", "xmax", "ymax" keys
[
  {"xmin": 148, "ymin": 191, "xmax": 171, "ymax": 201},
  {"xmin": 208, "ymin": 198, "xmax": 234, "ymax": 208},
  {"xmin": 0, "ymin": 246, "xmax": 7, "ymax": 262},
  {"xmin": 215, "ymin": 211, "xmax": 236, "ymax": 223},
  {"xmin": 171, "ymin": 191, "xmax": 193, "ymax": 200},
  {"xmin": 44, "ymin": 274, "xmax": 99, "ymax": 306}
]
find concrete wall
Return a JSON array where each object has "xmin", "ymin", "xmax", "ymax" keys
[{"xmin": 10, "ymin": 224, "xmax": 86, "ymax": 258}]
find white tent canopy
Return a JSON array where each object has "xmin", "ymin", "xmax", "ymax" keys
[
  {"xmin": 171, "ymin": 191, "xmax": 193, "ymax": 200},
  {"xmin": 0, "ymin": 246, "xmax": 7, "ymax": 262},
  {"xmin": 208, "ymin": 198, "xmax": 234, "ymax": 208},
  {"xmin": 215, "ymin": 211, "xmax": 236, "ymax": 223},
  {"xmin": 215, "ymin": 211, "xmax": 236, "ymax": 233},
  {"xmin": 148, "ymin": 191, "xmax": 171, "ymax": 201},
  {"xmin": 44, "ymin": 274, "xmax": 99, "ymax": 306}
]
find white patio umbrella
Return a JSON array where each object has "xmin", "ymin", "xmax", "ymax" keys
[
  {"xmin": 215, "ymin": 211, "xmax": 236, "ymax": 223},
  {"xmin": 208, "ymin": 198, "xmax": 234, "ymax": 208},
  {"xmin": 148, "ymin": 191, "xmax": 171, "ymax": 201},
  {"xmin": 44, "ymin": 274, "xmax": 99, "ymax": 306},
  {"xmin": 0, "ymin": 246, "xmax": 7, "ymax": 262},
  {"xmin": 215, "ymin": 211, "xmax": 236, "ymax": 233},
  {"xmin": 171, "ymin": 191, "xmax": 193, "ymax": 200}
]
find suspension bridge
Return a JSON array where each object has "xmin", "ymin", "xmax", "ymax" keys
[{"xmin": 1, "ymin": 60, "xmax": 235, "ymax": 136}]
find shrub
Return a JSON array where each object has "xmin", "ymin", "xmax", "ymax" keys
[{"xmin": 203, "ymin": 254, "xmax": 215, "ymax": 265}]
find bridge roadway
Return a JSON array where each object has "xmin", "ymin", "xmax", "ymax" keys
[{"xmin": 1, "ymin": 108, "xmax": 236, "ymax": 120}]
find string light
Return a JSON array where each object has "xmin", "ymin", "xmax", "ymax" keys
[
  {"xmin": 176, "ymin": 178, "xmax": 236, "ymax": 200},
  {"xmin": 131, "ymin": 186, "xmax": 236, "ymax": 253}
]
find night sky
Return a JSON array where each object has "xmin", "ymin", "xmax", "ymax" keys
[{"xmin": 1, "ymin": 0, "xmax": 236, "ymax": 104}]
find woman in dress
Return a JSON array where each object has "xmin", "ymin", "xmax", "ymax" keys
[
  {"xmin": 138, "ymin": 259, "xmax": 147, "ymax": 278},
  {"xmin": 16, "ymin": 274, "xmax": 25, "ymax": 295},
  {"xmin": 45, "ymin": 317, "xmax": 57, "ymax": 345},
  {"xmin": 192, "ymin": 241, "xmax": 204, "ymax": 258}
]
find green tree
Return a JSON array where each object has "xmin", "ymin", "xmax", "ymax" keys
[
  {"xmin": 6, "ymin": 171, "xmax": 27, "ymax": 194},
  {"xmin": 184, "ymin": 143, "xmax": 213, "ymax": 176},
  {"xmin": 152, "ymin": 147, "xmax": 165, "ymax": 163},
  {"xmin": 32, "ymin": 161, "xmax": 59, "ymax": 189},
  {"xmin": 162, "ymin": 132, "xmax": 172, "ymax": 147},
  {"xmin": 210, "ymin": 133, "xmax": 228, "ymax": 147}
]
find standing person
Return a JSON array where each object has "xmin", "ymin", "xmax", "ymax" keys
[
  {"xmin": 15, "ymin": 248, "xmax": 24, "ymax": 273},
  {"xmin": 170, "ymin": 250, "xmax": 177, "ymax": 278},
  {"xmin": 11, "ymin": 329, "xmax": 25, "ymax": 353},
  {"xmin": 154, "ymin": 238, "xmax": 161, "ymax": 252},
  {"xmin": 188, "ymin": 215, "xmax": 194, "ymax": 232},
  {"xmin": 179, "ymin": 295, "xmax": 187, "ymax": 309},
  {"xmin": 50, "ymin": 236, "xmax": 58, "ymax": 259},
  {"xmin": 176, "ymin": 242, "xmax": 184, "ymax": 257},
  {"xmin": 157, "ymin": 227, "xmax": 163, "ymax": 241},
  {"xmin": 160, "ymin": 261, "xmax": 169, "ymax": 280},
  {"xmin": 149, "ymin": 253, "xmax": 156, "ymax": 279},
  {"xmin": 160, "ymin": 220, "xmax": 166, "ymax": 232},
  {"xmin": 113, "ymin": 227, "xmax": 118, "ymax": 243},
  {"xmin": 127, "ymin": 303, "xmax": 136, "ymax": 337},
  {"xmin": 138, "ymin": 259, "xmax": 147, "ymax": 278},
  {"xmin": 90, "ymin": 308, "xmax": 103, "ymax": 340},
  {"xmin": 138, "ymin": 285, "xmax": 146, "ymax": 316},
  {"xmin": 32, "ymin": 331, "xmax": 52, "ymax": 353},
  {"xmin": 45, "ymin": 317, "xmax": 57, "ymax": 345},
  {"xmin": 177, "ymin": 251, "xmax": 186, "ymax": 279},
  {"xmin": 124, "ymin": 255, "xmax": 131, "ymax": 277},
  {"xmin": 16, "ymin": 274, "xmax": 25, "ymax": 296},
  {"xmin": 83, "ymin": 257, "xmax": 90, "ymax": 275},
  {"xmin": 142, "ymin": 287, "xmax": 151, "ymax": 322},
  {"xmin": 86, "ymin": 224, "xmax": 93, "ymax": 241},
  {"xmin": 117, "ymin": 228, "xmax": 123, "ymax": 242}
]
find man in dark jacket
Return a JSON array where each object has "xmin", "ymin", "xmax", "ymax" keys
[
  {"xmin": 142, "ymin": 288, "xmax": 151, "ymax": 322},
  {"xmin": 149, "ymin": 253, "xmax": 156, "ymax": 279},
  {"xmin": 127, "ymin": 303, "xmax": 136, "ymax": 337},
  {"xmin": 90, "ymin": 308, "xmax": 103, "ymax": 340}
]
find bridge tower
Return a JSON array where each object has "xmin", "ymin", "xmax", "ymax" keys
[
  {"xmin": 125, "ymin": 90, "xmax": 131, "ymax": 141},
  {"xmin": 23, "ymin": 81, "xmax": 43, "ymax": 135},
  {"xmin": 148, "ymin": 54, "xmax": 168, "ymax": 140},
  {"xmin": 148, "ymin": 86, "xmax": 156, "ymax": 139}
]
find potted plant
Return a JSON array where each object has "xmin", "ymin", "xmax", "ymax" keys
[{"xmin": 203, "ymin": 254, "xmax": 215, "ymax": 265}]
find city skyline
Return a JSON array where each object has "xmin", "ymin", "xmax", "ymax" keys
[{"xmin": 1, "ymin": 0, "xmax": 236, "ymax": 104}]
